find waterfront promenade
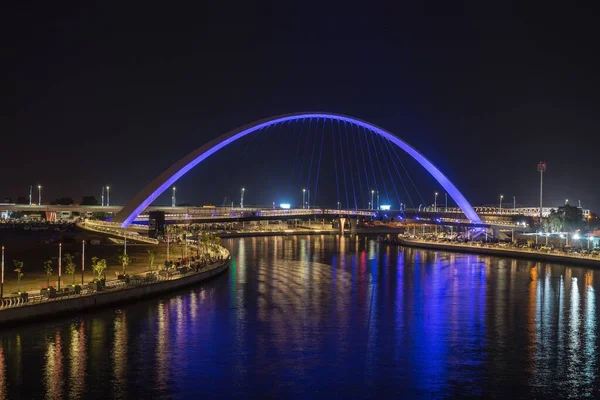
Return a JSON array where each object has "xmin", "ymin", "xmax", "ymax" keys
[
  {"xmin": 398, "ymin": 237, "xmax": 600, "ymax": 267},
  {"xmin": 0, "ymin": 246, "xmax": 230, "ymax": 324}
]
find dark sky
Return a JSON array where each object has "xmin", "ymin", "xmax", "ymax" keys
[{"xmin": 3, "ymin": 3, "xmax": 599, "ymax": 210}]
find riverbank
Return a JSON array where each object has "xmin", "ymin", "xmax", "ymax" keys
[
  {"xmin": 398, "ymin": 238, "xmax": 600, "ymax": 267},
  {"xmin": 0, "ymin": 248, "xmax": 230, "ymax": 325}
]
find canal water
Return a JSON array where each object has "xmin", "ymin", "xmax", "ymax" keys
[{"xmin": 0, "ymin": 235, "xmax": 598, "ymax": 399}]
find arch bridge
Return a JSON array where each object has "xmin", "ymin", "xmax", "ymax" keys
[{"xmin": 115, "ymin": 112, "xmax": 482, "ymax": 227}]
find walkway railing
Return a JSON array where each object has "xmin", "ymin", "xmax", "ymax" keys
[
  {"xmin": 401, "ymin": 237, "xmax": 600, "ymax": 263},
  {"xmin": 78, "ymin": 220, "xmax": 159, "ymax": 244}
]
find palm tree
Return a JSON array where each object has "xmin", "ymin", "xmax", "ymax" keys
[
  {"xmin": 63, "ymin": 253, "xmax": 76, "ymax": 285},
  {"xmin": 13, "ymin": 260, "xmax": 24, "ymax": 293},
  {"xmin": 43, "ymin": 259, "xmax": 53, "ymax": 288}
]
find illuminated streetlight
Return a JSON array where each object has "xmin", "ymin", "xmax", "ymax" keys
[
  {"xmin": 371, "ymin": 190, "xmax": 375, "ymax": 211},
  {"xmin": 499, "ymin": 195, "xmax": 504, "ymax": 214},
  {"xmin": 38, "ymin": 185, "xmax": 42, "ymax": 205},
  {"xmin": 172, "ymin": 187, "xmax": 176, "ymax": 207},
  {"xmin": 1, "ymin": 246, "xmax": 4, "ymax": 299},
  {"xmin": 240, "ymin": 187, "xmax": 245, "ymax": 208},
  {"xmin": 302, "ymin": 189, "xmax": 306, "ymax": 209},
  {"xmin": 434, "ymin": 192, "xmax": 438, "ymax": 212},
  {"xmin": 58, "ymin": 242, "xmax": 62, "ymax": 291},
  {"xmin": 106, "ymin": 186, "xmax": 110, "ymax": 207}
]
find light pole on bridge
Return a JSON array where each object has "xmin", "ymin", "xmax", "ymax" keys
[
  {"xmin": 499, "ymin": 195, "xmax": 503, "ymax": 214},
  {"xmin": 106, "ymin": 186, "xmax": 110, "ymax": 207},
  {"xmin": 513, "ymin": 196, "xmax": 516, "ymax": 214},
  {"xmin": 240, "ymin": 187, "xmax": 245, "ymax": 209},
  {"xmin": 371, "ymin": 190, "xmax": 375, "ymax": 211},
  {"xmin": 434, "ymin": 192, "xmax": 438, "ymax": 212},
  {"xmin": 37, "ymin": 185, "xmax": 42, "ymax": 205},
  {"xmin": 101, "ymin": 186, "xmax": 105, "ymax": 207},
  {"xmin": 29, "ymin": 186, "xmax": 32, "ymax": 206},
  {"xmin": 172, "ymin": 187, "xmax": 176, "ymax": 207},
  {"xmin": 445, "ymin": 193, "xmax": 448, "ymax": 212},
  {"xmin": 302, "ymin": 189, "xmax": 306, "ymax": 209}
]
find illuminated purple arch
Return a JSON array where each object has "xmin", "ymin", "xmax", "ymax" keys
[{"xmin": 115, "ymin": 112, "xmax": 482, "ymax": 227}]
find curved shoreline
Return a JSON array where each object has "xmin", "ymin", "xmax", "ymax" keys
[
  {"xmin": 0, "ymin": 253, "xmax": 230, "ymax": 326},
  {"xmin": 398, "ymin": 238, "xmax": 600, "ymax": 267}
]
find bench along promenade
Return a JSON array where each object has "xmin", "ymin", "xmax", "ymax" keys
[
  {"xmin": 0, "ymin": 246, "xmax": 230, "ymax": 325},
  {"xmin": 397, "ymin": 237, "xmax": 600, "ymax": 267}
]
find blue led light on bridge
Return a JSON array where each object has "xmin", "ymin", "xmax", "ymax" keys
[{"xmin": 116, "ymin": 112, "xmax": 482, "ymax": 227}]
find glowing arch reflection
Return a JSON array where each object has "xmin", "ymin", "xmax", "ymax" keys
[{"xmin": 116, "ymin": 112, "xmax": 481, "ymax": 226}]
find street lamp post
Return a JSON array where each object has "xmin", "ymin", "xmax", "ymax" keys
[
  {"xmin": 38, "ymin": 185, "xmax": 42, "ymax": 205},
  {"xmin": 81, "ymin": 240, "xmax": 85, "ymax": 285},
  {"xmin": 172, "ymin": 187, "xmax": 176, "ymax": 207},
  {"xmin": 377, "ymin": 191, "xmax": 380, "ymax": 210},
  {"xmin": 307, "ymin": 190, "xmax": 310, "ymax": 209},
  {"xmin": 29, "ymin": 186, "xmax": 32, "ymax": 206},
  {"xmin": 58, "ymin": 242, "xmax": 62, "ymax": 291},
  {"xmin": 537, "ymin": 162, "xmax": 546, "ymax": 219},
  {"xmin": 337, "ymin": 201, "xmax": 340, "ymax": 210},
  {"xmin": 565, "ymin": 199, "xmax": 569, "ymax": 206},
  {"xmin": 101, "ymin": 186, "xmax": 105, "ymax": 207},
  {"xmin": 445, "ymin": 193, "xmax": 448, "ymax": 212},
  {"xmin": 371, "ymin": 190, "xmax": 375, "ymax": 210},
  {"xmin": 499, "ymin": 195, "xmax": 503, "ymax": 214},
  {"xmin": 302, "ymin": 189, "xmax": 306, "ymax": 209},
  {"xmin": 513, "ymin": 196, "xmax": 516, "ymax": 214},
  {"xmin": 106, "ymin": 186, "xmax": 110, "ymax": 207},
  {"xmin": 434, "ymin": 192, "xmax": 438, "ymax": 212},
  {"xmin": 240, "ymin": 188, "xmax": 245, "ymax": 208},
  {"xmin": 1, "ymin": 246, "xmax": 4, "ymax": 299}
]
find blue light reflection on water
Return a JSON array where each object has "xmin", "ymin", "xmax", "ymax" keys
[{"xmin": 0, "ymin": 236, "xmax": 599, "ymax": 398}]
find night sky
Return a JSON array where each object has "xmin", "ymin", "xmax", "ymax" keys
[{"xmin": 3, "ymin": 3, "xmax": 599, "ymax": 210}]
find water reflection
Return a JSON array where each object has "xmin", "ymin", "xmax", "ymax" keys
[
  {"xmin": 0, "ymin": 344, "xmax": 6, "ymax": 398},
  {"xmin": 0, "ymin": 236, "xmax": 599, "ymax": 398},
  {"xmin": 44, "ymin": 331, "xmax": 64, "ymax": 399},
  {"xmin": 112, "ymin": 311, "xmax": 127, "ymax": 395},
  {"xmin": 68, "ymin": 322, "xmax": 86, "ymax": 398}
]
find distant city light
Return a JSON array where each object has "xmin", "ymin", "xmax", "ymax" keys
[
  {"xmin": 280, "ymin": 203, "xmax": 291, "ymax": 209},
  {"xmin": 379, "ymin": 205, "xmax": 391, "ymax": 211}
]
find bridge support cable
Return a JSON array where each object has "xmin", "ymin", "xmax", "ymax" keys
[
  {"xmin": 297, "ymin": 118, "xmax": 314, "ymax": 185},
  {"xmin": 366, "ymin": 126, "xmax": 391, "ymax": 210},
  {"xmin": 335, "ymin": 119, "xmax": 350, "ymax": 209},
  {"xmin": 342, "ymin": 121, "xmax": 358, "ymax": 210},
  {"xmin": 387, "ymin": 138, "xmax": 426, "ymax": 207},
  {"xmin": 331, "ymin": 119, "xmax": 341, "ymax": 209},
  {"xmin": 361, "ymin": 125, "xmax": 379, "ymax": 203},
  {"xmin": 375, "ymin": 133, "xmax": 402, "ymax": 210},
  {"xmin": 306, "ymin": 118, "xmax": 320, "ymax": 204},
  {"xmin": 312, "ymin": 118, "xmax": 327, "ymax": 207},
  {"xmin": 350, "ymin": 123, "xmax": 365, "ymax": 210},
  {"xmin": 355, "ymin": 123, "xmax": 371, "ymax": 209},
  {"xmin": 289, "ymin": 118, "xmax": 307, "ymax": 193},
  {"xmin": 381, "ymin": 136, "xmax": 415, "ymax": 208}
]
